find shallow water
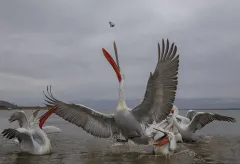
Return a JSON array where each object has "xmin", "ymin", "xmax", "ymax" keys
[{"xmin": 0, "ymin": 109, "xmax": 239, "ymax": 164}]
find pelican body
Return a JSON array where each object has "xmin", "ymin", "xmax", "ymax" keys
[{"xmin": 171, "ymin": 105, "xmax": 236, "ymax": 142}]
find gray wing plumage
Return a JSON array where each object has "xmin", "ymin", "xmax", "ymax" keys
[
  {"xmin": 188, "ymin": 112, "xmax": 236, "ymax": 133},
  {"xmin": 8, "ymin": 111, "xmax": 29, "ymax": 128},
  {"xmin": 1, "ymin": 128, "xmax": 32, "ymax": 143},
  {"xmin": 132, "ymin": 39, "xmax": 179, "ymax": 124},
  {"xmin": 185, "ymin": 110, "xmax": 196, "ymax": 121},
  {"xmin": 2, "ymin": 128, "xmax": 34, "ymax": 151},
  {"xmin": 2, "ymin": 128, "xmax": 21, "ymax": 140},
  {"xmin": 29, "ymin": 110, "xmax": 40, "ymax": 124},
  {"xmin": 43, "ymin": 86, "xmax": 119, "ymax": 138}
]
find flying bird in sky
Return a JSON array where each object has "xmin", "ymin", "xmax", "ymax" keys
[{"xmin": 109, "ymin": 21, "xmax": 115, "ymax": 27}]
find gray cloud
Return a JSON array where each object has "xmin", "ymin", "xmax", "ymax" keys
[{"xmin": 0, "ymin": 0, "xmax": 239, "ymax": 106}]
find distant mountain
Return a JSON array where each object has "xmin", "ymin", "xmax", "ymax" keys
[
  {"xmin": 80, "ymin": 98, "xmax": 240, "ymax": 111},
  {"xmin": 0, "ymin": 100, "xmax": 17, "ymax": 107}
]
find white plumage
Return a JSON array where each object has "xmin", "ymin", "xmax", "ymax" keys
[
  {"xmin": 171, "ymin": 105, "xmax": 236, "ymax": 142},
  {"xmin": 43, "ymin": 39, "xmax": 180, "ymax": 145},
  {"xmin": 2, "ymin": 107, "xmax": 59, "ymax": 155}
]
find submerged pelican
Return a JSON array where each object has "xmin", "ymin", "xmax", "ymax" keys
[
  {"xmin": 43, "ymin": 39, "xmax": 180, "ymax": 145},
  {"xmin": 171, "ymin": 105, "xmax": 236, "ymax": 142},
  {"xmin": 1, "ymin": 106, "xmax": 57, "ymax": 155}
]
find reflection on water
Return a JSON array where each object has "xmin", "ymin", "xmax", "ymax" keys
[{"xmin": 0, "ymin": 110, "xmax": 239, "ymax": 164}]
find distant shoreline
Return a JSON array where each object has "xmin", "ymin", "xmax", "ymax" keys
[
  {"xmin": 0, "ymin": 106, "xmax": 239, "ymax": 111},
  {"xmin": 0, "ymin": 106, "xmax": 49, "ymax": 110}
]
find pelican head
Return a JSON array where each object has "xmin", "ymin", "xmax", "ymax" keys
[
  {"xmin": 9, "ymin": 111, "xmax": 26, "ymax": 123},
  {"xmin": 102, "ymin": 45, "xmax": 127, "ymax": 110}
]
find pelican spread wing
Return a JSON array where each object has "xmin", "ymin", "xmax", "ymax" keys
[
  {"xmin": 188, "ymin": 112, "xmax": 236, "ymax": 133},
  {"xmin": 2, "ymin": 128, "xmax": 33, "ymax": 148},
  {"xmin": 132, "ymin": 39, "xmax": 179, "ymax": 124},
  {"xmin": 185, "ymin": 110, "xmax": 196, "ymax": 121},
  {"xmin": 44, "ymin": 87, "xmax": 119, "ymax": 138},
  {"xmin": 8, "ymin": 111, "xmax": 29, "ymax": 128},
  {"xmin": 29, "ymin": 109, "xmax": 40, "ymax": 124}
]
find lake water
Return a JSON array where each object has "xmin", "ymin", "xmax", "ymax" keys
[{"xmin": 0, "ymin": 109, "xmax": 239, "ymax": 164}]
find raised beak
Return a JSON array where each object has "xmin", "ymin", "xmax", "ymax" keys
[
  {"xmin": 39, "ymin": 106, "xmax": 58, "ymax": 129},
  {"xmin": 102, "ymin": 48, "xmax": 122, "ymax": 82},
  {"xmin": 153, "ymin": 137, "xmax": 170, "ymax": 147},
  {"xmin": 113, "ymin": 41, "xmax": 120, "ymax": 70}
]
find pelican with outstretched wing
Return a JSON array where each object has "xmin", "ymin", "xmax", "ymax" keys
[
  {"xmin": 44, "ymin": 39, "xmax": 180, "ymax": 146},
  {"xmin": 170, "ymin": 105, "xmax": 236, "ymax": 142},
  {"xmin": 2, "ymin": 106, "xmax": 57, "ymax": 155}
]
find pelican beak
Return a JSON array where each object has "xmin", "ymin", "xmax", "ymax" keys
[
  {"xmin": 39, "ymin": 106, "xmax": 58, "ymax": 129},
  {"xmin": 102, "ymin": 48, "xmax": 122, "ymax": 82},
  {"xmin": 153, "ymin": 137, "xmax": 170, "ymax": 147}
]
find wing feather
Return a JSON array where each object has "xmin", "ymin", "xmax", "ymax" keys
[
  {"xmin": 43, "ymin": 86, "xmax": 119, "ymax": 138},
  {"xmin": 1, "ymin": 128, "xmax": 33, "ymax": 144},
  {"xmin": 132, "ymin": 39, "xmax": 179, "ymax": 124},
  {"xmin": 188, "ymin": 112, "xmax": 236, "ymax": 133}
]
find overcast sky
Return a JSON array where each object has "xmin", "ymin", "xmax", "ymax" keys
[{"xmin": 0, "ymin": 0, "xmax": 239, "ymax": 106}]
